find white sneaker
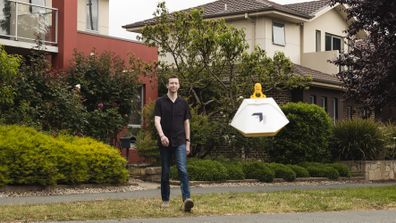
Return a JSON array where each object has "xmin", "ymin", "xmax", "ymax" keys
[{"xmin": 161, "ymin": 201, "xmax": 170, "ymax": 208}]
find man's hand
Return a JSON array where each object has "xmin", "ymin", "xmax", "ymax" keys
[
  {"xmin": 160, "ymin": 135, "xmax": 169, "ymax": 147},
  {"xmin": 186, "ymin": 141, "xmax": 191, "ymax": 155}
]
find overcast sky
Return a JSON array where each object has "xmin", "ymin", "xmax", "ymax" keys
[{"xmin": 109, "ymin": 0, "xmax": 310, "ymax": 40}]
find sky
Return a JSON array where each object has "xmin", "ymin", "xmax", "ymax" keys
[{"xmin": 109, "ymin": 0, "xmax": 310, "ymax": 40}]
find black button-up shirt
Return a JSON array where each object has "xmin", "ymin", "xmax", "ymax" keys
[{"xmin": 154, "ymin": 95, "xmax": 191, "ymax": 147}]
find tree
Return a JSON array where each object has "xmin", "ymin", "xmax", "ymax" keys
[
  {"xmin": 330, "ymin": 0, "xmax": 396, "ymax": 115},
  {"xmin": 140, "ymin": 3, "xmax": 311, "ymax": 157},
  {"xmin": 0, "ymin": 46, "xmax": 21, "ymax": 108}
]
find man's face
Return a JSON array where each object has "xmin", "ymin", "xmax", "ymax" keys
[{"xmin": 167, "ymin": 78, "xmax": 180, "ymax": 93}]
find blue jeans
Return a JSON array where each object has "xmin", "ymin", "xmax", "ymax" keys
[{"xmin": 160, "ymin": 144, "xmax": 190, "ymax": 202}]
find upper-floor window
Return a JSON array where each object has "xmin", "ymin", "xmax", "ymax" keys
[
  {"xmin": 86, "ymin": 0, "xmax": 98, "ymax": 31},
  {"xmin": 325, "ymin": 33, "xmax": 343, "ymax": 52},
  {"xmin": 316, "ymin": 30, "xmax": 321, "ymax": 52},
  {"xmin": 272, "ymin": 22, "xmax": 285, "ymax": 46}
]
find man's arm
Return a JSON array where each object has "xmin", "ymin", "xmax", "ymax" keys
[
  {"xmin": 155, "ymin": 116, "xmax": 169, "ymax": 147},
  {"xmin": 184, "ymin": 119, "xmax": 191, "ymax": 155}
]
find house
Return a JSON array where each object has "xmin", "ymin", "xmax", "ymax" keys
[
  {"xmin": 0, "ymin": 0, "xmax": 159, "ymax": 164},
  {"xmin": 0, "ymin": 0, "xmax": 158, "ymax": 128},
  {"xmin": 123, "ymin": 0, "xmax": 368, "ymax": 121}
]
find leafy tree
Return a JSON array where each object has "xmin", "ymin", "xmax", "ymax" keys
[
  {"xmin": 0, "ymin": 45, "xmax": 21, "ymax": 108},
  {"xmin": 330, "ymin": 0, "xmax": 396, "ymax": 115},
  {"xmin": 66, "ymin": 51, "xmax": 155, "ymax": 143},
  {"xmin": 140, "ymin": 3, "xmax": 311, "ymax": 120},
  {"xmin": 140, "ymin": 3, "xmax": 311, "ymax": 157}
]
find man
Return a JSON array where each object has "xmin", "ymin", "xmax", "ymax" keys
[{"xmin": 154, "ymin": 75, "xmax": 194, "ymax": 212}]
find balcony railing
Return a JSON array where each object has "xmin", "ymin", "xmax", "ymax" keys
[{"xmin": 0, "ymin": 0, "xmax": 58, "ymax": 46}]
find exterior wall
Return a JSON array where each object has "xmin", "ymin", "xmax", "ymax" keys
[
  {"xmin": 228, "ymin": 17, "xmax": 301, "ymax": 64},
  {"xmin": 77, "ymin": 0, "xmax": 109, "ymax": 35},
  {"xmin": 302, "ymin": 86, "xmax": 345, "ymax": 121},
  {"xmin": 303, "ymin": 8, "xmax": 348, "ymax": 53},
  {"xmin": 76, "ymin": 31, "xmax": 158, "ymax": 103},
  {"xmin": 341, "ymin": 160, "xmax": 396, "ymax": 181},
  {"xmin": 302, "ymin": 50, "xmax": 339, "ymax": 74}
]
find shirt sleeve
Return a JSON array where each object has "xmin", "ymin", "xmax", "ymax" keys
[{"xmin": 154, "ymin": 99, "xmax": 162, "ymax": 117}]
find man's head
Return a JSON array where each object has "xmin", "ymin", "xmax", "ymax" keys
[{"xmin": 166, "ymin": 76, "xmax": 180, "ymax": 93}]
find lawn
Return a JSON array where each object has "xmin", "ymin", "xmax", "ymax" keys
[{"xmin": 1, "ymin": 186, "xmax": 396, "ymax": 222}]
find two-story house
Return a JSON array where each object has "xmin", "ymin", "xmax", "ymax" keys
[
  {"xmin": 0, "ymin": 0, "xmax": 158, "ymax": 130},
  {"xmin": 123, "ymin": 0, "xmax": 367, "ymax": 121}
]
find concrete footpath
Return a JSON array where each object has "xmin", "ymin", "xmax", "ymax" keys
[
  {"xmin": 52, "ymin": 210, "xmax": 396, "ymax": 223},
  {"xmin": 1, "ymin": 181, "xmax": 396, "ymax": 206}
]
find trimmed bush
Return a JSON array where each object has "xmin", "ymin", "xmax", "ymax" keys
[
  {"xmin": 242, "ymin": 161, "xmax": 274, "ymax": 182},
  {"xmin": 286, "ymin": 164, "xmax": 310, "ymax": 178},
  {"xmin": 0, "ymin": 125, "xmax": 128, "ymax": 186},
  {"xmin": 380, "ymin": 122, "xmax": 396, "ymax": 160},
  {"xmin": 331, "ymin": 119, "xmax": 385, "ymax": 160},
  {"xmin": 171, "ymin": 159, "xmax": 229, "ymax": 181},
  {"xmin": 329, "ymin": 163, "xmax": 351, "ymax": 177},
  {"xmin": 301, "ymin": 162, "xmax": 339, "ymax": 180},
  {"xmin": 269, "ymin": 163, "xmax": 296, "ymax": 182},
  {"xmin": 220, "ymin": 161, "xmax": 245, "ymax": 180},
  {"xmin": 267, "ymin": 103, "xmax": 332, "ymax": 164}
]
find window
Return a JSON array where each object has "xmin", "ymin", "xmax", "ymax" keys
[
  {"xmin": 30, "ymin": 0, "xmax": 46, "ymax": 14},
  {"xmin": 86, "ymin": 0, "xmax": 98, "ymax": 31},
  {"xmin": 321, "ymin": 97, "xmax": 328, "ymax": 112},
  {"xmin": 325, "ymin": 33, "xmax": 343, "ymax": 52},
  {"xmin": 347, "ymin": 106, "xmax": 353, "ymax": 119},
  {"xmin": 309, "ymin": 95, "xmax": 316, "ymax": 104},
  {"xmin": 333, "ymin": 98, "xmax": 339, "ymax": 120},
  {"xmin": 129, "ymin": 85, "xmax": 144, "ymax": 128},
  {"xmin": 316, "ymin": 30, "xmax": 321, "ymax": 52},
  {"xmin": 272, "ymin": 22, "xmax": 285, "ymax": 46}
]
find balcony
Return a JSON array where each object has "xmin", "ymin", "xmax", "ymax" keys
[
  {"xmin": 301, "ymin": 50, "xmax": 340, "ymax": 75},
  {"xmin": 0, "ymin": 0, "xmax": 58, "ymax": 52}
]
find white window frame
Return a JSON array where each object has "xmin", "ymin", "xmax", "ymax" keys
[
  {"xmin": 272, "ymin": 22, "xmax": 285, "ymax": 46},
  {"xmin": 325, "ymin": 33, "xmax": 343, "ymax": 52},
  {"xmin": 321, "ymin": 96, "xmax": 328, "ymax": 112},
  {"xmin": 333, "ymin": 98, "xmax": 339, "ymax": 121}
]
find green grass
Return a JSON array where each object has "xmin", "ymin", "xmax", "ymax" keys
[{"xmin": 1, "ymin": 186, "xmax": 396, "ymax": 222}]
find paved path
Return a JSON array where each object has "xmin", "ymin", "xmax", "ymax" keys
[
  {"xmin": 50, "ymin": 210, "xmax": 396, "ymax": 223},
  {"xmin": 1, "ymin": 181, "xmax": 395, "ymax": 206}
]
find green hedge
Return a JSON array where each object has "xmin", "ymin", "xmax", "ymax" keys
[
  {"xmin": 242, "ymin": 161, "xmax": 274, "ymax": 182},
  {"xmin": 269, "ymin": 163, "xmax": 296, "ymax": 182},
  {"xmin": 0, "ymin": 125, "xmax": 128, "ymax": 186},
  {"xmin": 171, "ymin": 159, "xmax": 229, "ymax": 181},
  {"xmin": 286, "ymin": 164, "xmax": 310, "ymax": 178},
  {"xmin": 301, "ymin": 162, "xmax": 340, "ymax": 180},
  {"xmin": 267, "ymin": 103, "xmax": 332, "ymax": 164}
]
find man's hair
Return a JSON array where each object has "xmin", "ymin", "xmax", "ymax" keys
[{"xmin": 167, "ymin": 75, "xmax": 179, "ymax": 84}]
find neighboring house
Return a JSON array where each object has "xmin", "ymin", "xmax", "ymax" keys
[
  {"xmin": 123, "ymin": 0, "xmax": 367, "ymax": 121},
  {"xmin": 0, "ymin": 0, "xmax": 158, "ymax": 130}
]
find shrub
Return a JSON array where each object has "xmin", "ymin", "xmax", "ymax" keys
[
  {"xmin": 329, "ymin": 163, "xmax": 351, "ymax": 177},
  {"xmin": 380, "ymin": 122, "xmax": 396, "ymax": 160},
  {"xmin": 220, "ymin": 161, "xmax": 245, "ymax": 180},
  {"xmin": 171, "ymin": 159, "xmax": 229, "ymax": 181},
  {"xmin": 0, "ymin": 125, "xmax": 128, "ymax": 186},
  {"xmin": 301, "ymin": 162, "xmax": 339, "ymax": 180},
  {"xmin": 286, "ymin": 164, "xmax": 310, "ymax": 178},
  {"xmin": 135, "ymin": 103, "xmax": 159, "ymax": 161},
  {"xmin": 269, "ymin": 163, "xmax": 296, "ymax": 181},
  {"xmin": 242, "ymin": 161, "xmax": 274, "ymax": 182},
  {"xmin": 267, "ymin": 103, "xmax": 332, "ymax": 164},
  {"xmin": 331, "ymin": 119, "xmax": 385, "ymax": 160}
]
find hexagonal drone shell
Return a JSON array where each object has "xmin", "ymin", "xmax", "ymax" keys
[{"xmin": 230, "ymin": 98, "xmax": 289, "ymax": 137}]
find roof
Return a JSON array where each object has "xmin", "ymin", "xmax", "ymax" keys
[
  {"xmin": 292, "ymin": 64, "xmax": 341, "ymax": 85},
  {"xmin": 284, "ymin": 0, "xmax": 331, "ymax": 17},
  {"xmin": 123, "ymin": 0, "xmax": 332, "ymax": 30}
]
